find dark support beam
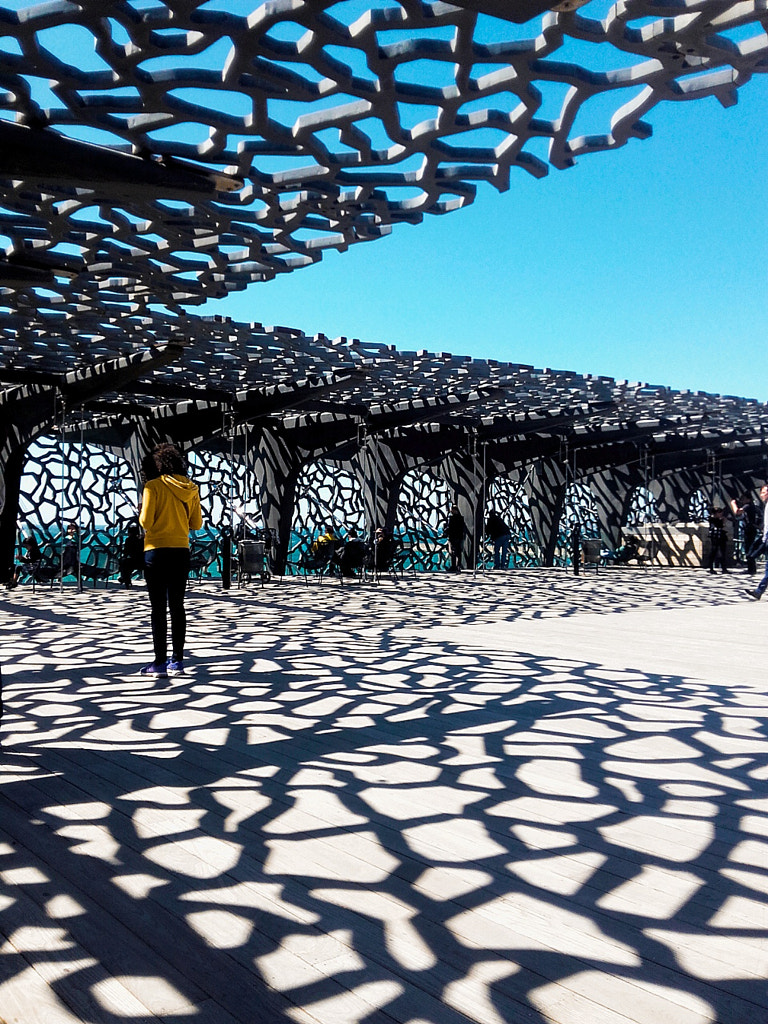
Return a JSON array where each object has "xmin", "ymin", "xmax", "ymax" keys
[{"xmin": 0, "ymin": 121, "xmax": 241, "ymax": 198}]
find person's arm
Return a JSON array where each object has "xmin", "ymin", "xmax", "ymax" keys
[
  {"xmin": 138, "ymin": 486, "xmax": 154, "ymax": 532},
  {"xmin": 188, "ymin": 492, "xmax": 203, "ymax": 533}
]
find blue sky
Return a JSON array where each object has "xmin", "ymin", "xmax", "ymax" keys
[{"xmin": 207, "ymin": 73, "xmax": 768, "ymax": 402}]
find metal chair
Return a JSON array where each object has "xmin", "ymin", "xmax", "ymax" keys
[
  {"xmin": 581, "ymin": 538, "xmax": 602, "ymax": 573},
  {"xmin": 236, "ymin": 539, "xmax": 269, "ymax": 587},
  {"xmin": 298, "ymin": 541, "xmax": 335, "ymax": 583}
]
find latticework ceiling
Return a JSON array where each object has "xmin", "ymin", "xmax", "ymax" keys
[
  {"xmin": 23, "ymin": 310, "xmax": 764, "ymax": 472},
  {"xmin": 1, "ymin": 0, "xmax": 766, "ymax": 321},
  {"xmin": 1, "ymin": 0, "xmax": 766, "ymax": 465}
]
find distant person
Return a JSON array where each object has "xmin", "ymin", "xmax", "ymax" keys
[
  {"xmin": 707, "ymin": 506, "xmax": 728, "ymax": 574},
  {"xmin": 6, "ymin": 529, "xmax": 42, "ymax": 589},
  {"xmin": 602, "ymin": 536, "xmax": 639, "ymax": 565},
  {"xmin": 445, "ymin": 503, "xmax": 465, "ymax": 572},
  {"xmin": 118, "ymin": 520, "xmax": 144, "ymax": 588},
  {"xmin": 338, "ymin": 529, "xmax": 367, "ymax": 577},
  {"xmin": 372, "ymin": 527, "xmax": 396, "ymax": 572},
  {"xmin": 485, "ymin": 508, "xmax": 511, "ymax": 569},
  {"xmin": 61, "ymin": 522, "xmax": 80, "ymax": 576},
  {"xmin": 138, "ymin": 443, "xmax": 202, "ymax": 677},
  {"xmin": 311, "ymin": 524, "xmax": 337, "ymax": 556},
  {"xmin": 730, "ymin": 491, "xmax": 760, "ymax": 575},
  {"xmin": 746, "ymin": 484, "xmax": 768, "ymax": 600}
]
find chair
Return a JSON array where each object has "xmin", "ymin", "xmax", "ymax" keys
[
  {"xmin": 80, "ymin": 546, "xmax": 119, "ymax": 587},
  {"xmin": 370, "ymin": 540, "xmax": 408, "ymax": 583},
  {"xmin": 581, "ymin": 538, "xmax": 602, "ymax": 572},
  {"xmin": 236, "ymin": 540, "xmax": 268, "ymax": 587},
  {"xmin": 390, "ymin": 547, "xmax": 414, "ymax": 578},
  {"xmin": 24, "ymin": 541, "xmax": 62, "ymax": 590},
  {"xmin": 298, "ymin": 541, "xmax": 335, "ymax": 583},
  {"xmin": 335, "ymin": 538, "xmax": 368, "ymax": 583},
  {"xmin": 189, "ymin": 536, "xmax": 219, "ymax": 582}
]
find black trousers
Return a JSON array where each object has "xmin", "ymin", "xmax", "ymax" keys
[
  {"xmin": 144, "ymin": 548, "xmax": 190, "ymax": 664},
  {"xmin": 707, "ymin": 534, "xmax": 727, "ymax": 571},
  {"xmin": 744, "ymin": 525, "xmax": 758, "ymax": 574}
]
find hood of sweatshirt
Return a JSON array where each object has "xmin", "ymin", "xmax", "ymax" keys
[{"xmin": 160, "ymin": 474, "xmax": 199, "ymax": 501}]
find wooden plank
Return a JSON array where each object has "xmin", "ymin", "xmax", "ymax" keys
[
  {"xmin": 39, "ymin": 704, "xmax": 768, "ymax": 999},
  {"xmin": 0, "ymin": 797, "xmax": 294, "ymax": 1024}
]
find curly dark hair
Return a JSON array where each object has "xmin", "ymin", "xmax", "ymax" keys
[
  {"xmin": 150, "ymin": 443, "xmax": 187, "ymax": 477},
  {"xmin": 140, "ymin": 452, "xmax": 160, "ymax": 483}
]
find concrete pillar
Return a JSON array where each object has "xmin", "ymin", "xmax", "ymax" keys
[
  {"xmin": 589, "ymin": 463, "xmax": 645, "ymax": 550},
  {"xmin": 353, "ymin": 440, "xmax": 400, "ymax": 534},
  {"xmin": 259, "ymin": 426, "xmax": 306, "ymax": 574},
  {"xmin": 435, "ymin": 449, "xmax": 484, "ymax": 569},
  {"xmin": 525, "ymin": 458, "xmax": 567, "ymax": 567}
]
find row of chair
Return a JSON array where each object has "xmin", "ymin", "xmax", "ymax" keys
[{"xmin": 296, "ymin": 538, "xmax": 411, "ymax": 584}]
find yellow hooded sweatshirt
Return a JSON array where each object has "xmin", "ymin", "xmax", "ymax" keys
[{"xmin": 139, "ymin": 475, "xmax": 203, "ymax": 551}]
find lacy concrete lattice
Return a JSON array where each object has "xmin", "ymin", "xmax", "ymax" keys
[{"xmin": 1, "ymin": 0, "xmax": 766, "ymax": 319}]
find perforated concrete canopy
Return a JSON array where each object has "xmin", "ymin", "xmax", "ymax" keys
[
  {"xmin": 8, "ymin": 310, "xmax": 765, "ymax": 477},
  {"xmin": 0, "ymin": 0, "xmax": 767, "ymax": 464},
  {"xmin": 1, "ymin": 0, "xmax": 767, "ymax": 316}
]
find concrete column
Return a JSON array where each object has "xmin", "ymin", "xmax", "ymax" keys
[
  {"xmin": 259, "ymin": 426, "xmax": 306, "ymax": 574},
  {"xmin": 589, "ymin": 463, "xmax": 645, "ymax": 550},
  {"xmin": 525, "ymin": 458, "xmax": 567, "ymax": 567},
  {"xmin": 435, "ymin": 449, "xmax": 484, "ymax": 569},
  {"xmin": 352, "ymin": 439, "xmax": 426, "ymax": 535}
]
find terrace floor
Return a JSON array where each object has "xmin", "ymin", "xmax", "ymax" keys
[{"xmin": 0, "ymin": 567, "xmax": 766, "ymax": 1024}]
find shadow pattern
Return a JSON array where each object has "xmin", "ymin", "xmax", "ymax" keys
[{"xmin": 1, "ymin": 573, "xmax": 766, "ymax": 1024}]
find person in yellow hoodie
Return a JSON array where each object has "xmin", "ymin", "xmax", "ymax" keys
[{"xmin": 138, "ymin": 444, "xmax": 203, "ymax": 677}]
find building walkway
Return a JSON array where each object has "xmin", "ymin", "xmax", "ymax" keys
[{"xmin": 0, "ymin": 568, "xmax": 766, "ymax": 1024}]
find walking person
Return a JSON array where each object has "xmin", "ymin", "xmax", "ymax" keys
[
  {"xmin": 139, "ymin": 444, "xmax": 202, "ymax": 676},
  {"xmin": 746, "ymin": 484, "xmax": 768, "ymax": 600}
]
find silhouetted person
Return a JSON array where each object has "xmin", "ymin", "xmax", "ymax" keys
[
  {"xmin": 119, "ymin": 520, "xmax": 144, "ymax": 587},
  {"xmin": 731, "ymin": 491, "xmax": 759, "ymax": 575},
  {"xmin": 338, "ymin": 530, "xmax": 366, "ymax": 577},
  {"xmin": 61, "ymin": 522, "xmax": 80, "ymax": 577},
  {"xmin": 485, "ymin": 508, "xmax": 511, "ymax": 569},
  {"xmin": 445, "ymin": 503, "xmax": 465, "ymax": 572},
  {"xmin": 746, "ymin": 484, "xmax": 768, "ymax": 600},
  {"xmin": 7, "ymin": 530, "xmax": 42, "ymax": 589},
  {"xmin": 707, "ymin": 506, "xmax": 728, "ymax": 574}
]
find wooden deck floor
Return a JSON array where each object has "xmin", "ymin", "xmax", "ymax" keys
[{"xmin": 1, "ymin": 568, "xmax": 767, "ymax": 1024}]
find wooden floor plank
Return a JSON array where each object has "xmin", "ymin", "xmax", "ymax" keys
[{"xmin": 2, "ymin": 570, "xmax": 767, "ymax": 1024}]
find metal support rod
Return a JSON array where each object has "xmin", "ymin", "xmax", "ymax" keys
[
  {"xmin": 471, "ymin": 429, "xmax": 478, "ymax": 578},
  {"xmin": 77, "ymin": 413, "xmax": 84, "ymax": 593},
  {"xmin": 480, "ymin": 440, "xmax": 487, "ymax": 574},
  {"xmin": 221, "ymin": 526, "xmax": 231, "ymax": 590},
  {"xmin": 57, "ymin": 392, "xmax": 65, "ymax": 594},
  {"xmin": 372, "ymin": 431, "xmax": 379, "ymax": 534}
]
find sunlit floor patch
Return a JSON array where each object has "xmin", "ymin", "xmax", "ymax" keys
[{"xmin": 1, "ymin": 571, "xmax": 766, "ymax": 1024}]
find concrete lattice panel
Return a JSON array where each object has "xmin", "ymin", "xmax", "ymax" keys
[{"xmin": 0, "ymin": 0, "xmax": 766, "ymax": 322}]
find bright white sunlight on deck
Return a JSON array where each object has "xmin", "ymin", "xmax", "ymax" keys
[{"xmin": 1, "ymin": 569, "xmax": 766, "ymax": 1024}]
